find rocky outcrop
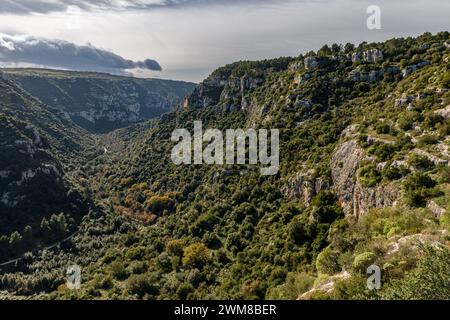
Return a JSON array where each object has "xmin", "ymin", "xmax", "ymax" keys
[
  {"xmin": 427, "ymin": 200, "xmax": 446, "ymax": 218},
  {"xmin": 331, "ymin": 140, "xmax": 400, "ymax": 219},
  {"xmin": 4, "ymin": 70, "xmax": 195, "ymax": 133},
  {"xmin": 283, "ymin": 171, "xmax": 330, "ymax": 206},
  {"xmin": 185, "ymin": 74, "xmax": 263, "ymax": 113},
  {"xmin": 349, "ymin": 68, "xmax": 384, "ymax": 82},
  {"xmin": 395, "ymin": 92, "xmax": 427, "ymax": 107},
  {"xmin": 298, "ymin": 271, "xmax": 350, "ymax": 300},
  {"xmin": 349, "ymin": 65, "xmax": 400, "ymax": 83},
  {"xmin": 412, "ymin": 148, "xmax": 449, "ymax": 166}
]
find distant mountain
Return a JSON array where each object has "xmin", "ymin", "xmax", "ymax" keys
[{"xmin": 1, "ymin": 69, "xmax": 196, "ymax": 133}]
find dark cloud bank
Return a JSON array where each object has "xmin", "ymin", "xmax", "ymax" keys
[{"xmin": 0, "ymin": 34, "xmax": 162, "ymax": 75}]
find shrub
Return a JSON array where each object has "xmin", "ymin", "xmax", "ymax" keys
[
  {"xmin": 437, "ymin": 166, "xmax": 450, "ymax": 183},
  {"xmin": 93, "ymin": 274, "xmax": 113, "ymax": 290},
  {"xmin": 177, "ymin": 283, "xmax": 194, "ymax": 299},
  {"xmin": 128, "ymin": 261, "xmax": 147, "ymax": 275},
  {"xmin": 424, "ymin": 114, "xmax": 444, "ymax": 130},
  {"xmin": 397, "ymin": 111, "xmax": 421, "ymax": 131},
  {"xmin": 440, "ymin": 212, "xmax": 450, "ymax": 231},
  {"xmin": 156, "ymin": 252, "xmax": 173, "ymax": 272},
  {"xmin": 192, "ymin": 212, "xmax": 219, "ymax": 236},
  {"xmin": 331, "ymin": 275, "xmax": 374, "ymax": 300}
]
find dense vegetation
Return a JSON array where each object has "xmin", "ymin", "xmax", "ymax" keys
[{"xmin": 1, "ymin": 32, "xmax": 449, "ymax": 300}]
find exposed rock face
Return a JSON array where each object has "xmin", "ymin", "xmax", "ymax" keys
[
  {"xmin": 3, "ymin": 70, "xmax": 195, "ymax": 133},
  {"xmin": 351, "ymin": 183, "xmax": 400, "ymax": 220},
  {"xmin": 183, "ymin": 75, "xmax": 227, "ymax": 108},
  {"xmin": 298, "ymin": 271, "xmax": 351, "ymax": 300},
  {"xmin": 394, "ymin": 92, "xmax": 427, "ymax": 107},
  {"xmin": 331, "ymin": 140, "xmax": 399, "ymax": 219},
  {"xmin": 282, "ymin": 171, "xmax": 330, "ymax": 206},
  {"xmin": 293, "ymin": 72, "xmax": 312, "ymax": 85}
]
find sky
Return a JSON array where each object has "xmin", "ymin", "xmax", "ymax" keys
[{"xmin": 0, "ymin": 0, "xmax": 448, "ymax": 82}]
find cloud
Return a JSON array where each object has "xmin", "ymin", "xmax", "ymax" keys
[
  {"xmin": 0, "ymin": 0, "xmax": 286, "ymax": 14},
  {"xmin": 0, "ymin": 34, "xmax": 162, "ymax": 75}
]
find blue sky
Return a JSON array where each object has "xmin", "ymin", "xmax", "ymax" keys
[{"xmin": 0, "ymin": 0, "xmax": 449, "ymax": 82}]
